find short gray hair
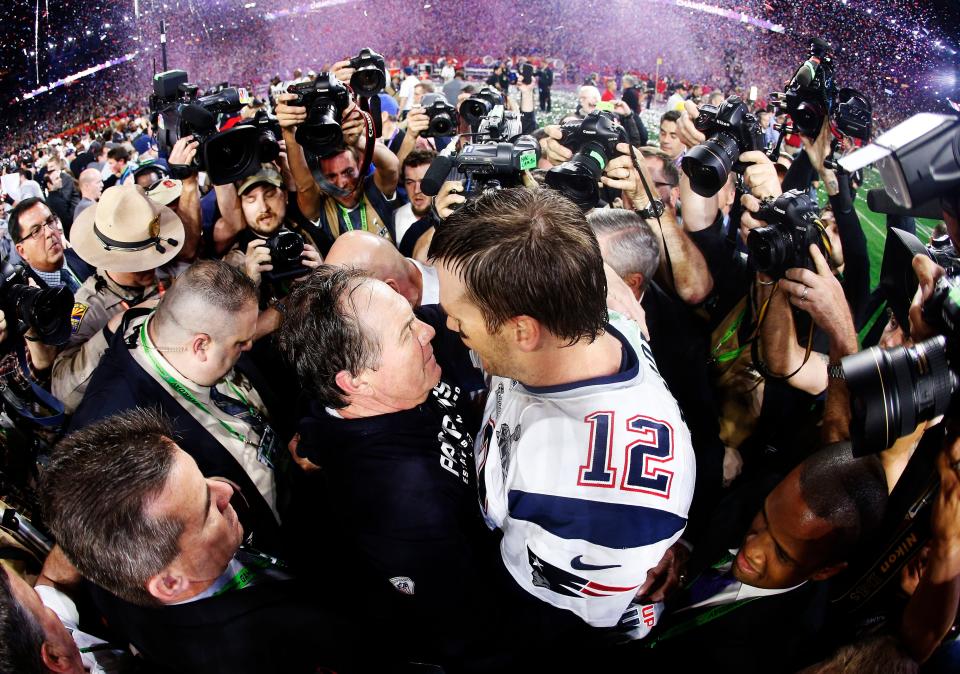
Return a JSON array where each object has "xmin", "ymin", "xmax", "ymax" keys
[
  {"xmin": 578, "ymin": 85, "xmax": 601, "ymax": 105},
  {"xmin": 587, "ymin": 209, "xmax": 660, "ymax": 292}
]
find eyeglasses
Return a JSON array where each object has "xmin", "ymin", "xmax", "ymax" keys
[{"xmin": 21, "ymin": 215, "xmax": 60, "ymax": 243}]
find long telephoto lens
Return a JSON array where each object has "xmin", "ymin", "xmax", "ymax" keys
[{"xmin": 842, "ymin": 336, "xmax": 958, "ymax": 453}]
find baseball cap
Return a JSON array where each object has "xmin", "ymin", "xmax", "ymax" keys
[
  {"xmin": 145, "ymin": 178, "xmax": 183, "ymax": 206},
  {"xmin": 235, "ymin": 165, "xmax": 283, "ymax": 196},
  {"xmin": 133, "ymin": 134, "xmax": 158, "ymax": 155},
  {"xmin": 378, "ymin": 93, "xmax": 399, "ymax": 117}
]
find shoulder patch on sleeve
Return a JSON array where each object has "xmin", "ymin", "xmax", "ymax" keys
[{"xmin": 70, "ymin": 302, "xmax": 89, "ymax": 334}]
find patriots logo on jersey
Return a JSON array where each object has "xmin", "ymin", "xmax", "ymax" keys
[{"xmin": 528, "ymin": 547, "xmax": 640, "ymax": 599}]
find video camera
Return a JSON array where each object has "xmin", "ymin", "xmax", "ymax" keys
[
  {"xmin": 746, "ymin": 189, "xmax": 828, "ymax": 280},
  {"xmin": 0, "ymin": 260, "xmax": 73, "ymax": 346},
  {"xmin": 287, "ymin": 72, "xmax": 352, "ymax": 153},
  {"xmin": 770, "ymin": 38, "xmax": 872, "ymax": 142},
  {"xmin": 152, "ymin": 70, "xmax": 280, "ymax": 185},
  {"xmin": 420, "ymin": 103, "xmax": 540, "ymax": 203},
  {"xmin": 681, "ymin": 95, "xmax": 766, "ymax": 198},
  {"xmin": 545, "ymin": 110, "xmax": 629, "ymax": 210}
]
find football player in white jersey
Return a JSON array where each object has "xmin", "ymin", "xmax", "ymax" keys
[{"xmin": 432, "ymin": 187, "xmax": 696, "ymax": 640}]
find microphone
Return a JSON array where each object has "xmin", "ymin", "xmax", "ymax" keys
[
  {"xmin": 421, "ymin": 155, "xmax": 454, "ymax": 197},
  {"xmin": 181, "ymin": 103, "xmax": 217, "ymax": 133}
]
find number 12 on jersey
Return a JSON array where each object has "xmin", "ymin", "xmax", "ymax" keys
[{"xmin": 578, "ymin": 411, "xmax": 675, "ymax": 498}]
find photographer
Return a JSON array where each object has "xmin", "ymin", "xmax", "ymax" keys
[
  {"xmin": 746, "ymin": 123, "xmax": 869, "ymax": 396},
  {"xmin": 275, "ymin": 68, "xmax": 400, "ymax": 241},
  {"xmin": 221, "ymin": 165, "xmax": 323, "ymax": 300}
]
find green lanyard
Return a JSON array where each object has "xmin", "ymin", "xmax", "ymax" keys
[
  {"xmin": 338, "ymin": 195, "xmax": 367, "ymax": 232},
  {"xmin": 62, "ymin": 260, "xmax": 82, "ymax": 289},
  {"xmin": 711, "ymin": 306, "xmax": 748, "ymax": 364},
  {"xmin": 138, "ymin": 319, "xmax": 253, "ymax": 443}
]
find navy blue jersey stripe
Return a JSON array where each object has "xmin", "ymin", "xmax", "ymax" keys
[{"xmin": 508, "ymin": 490, "xmax": 686, "ymax": 548}]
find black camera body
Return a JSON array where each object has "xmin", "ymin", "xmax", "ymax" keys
[
  {"xmin": 460, "ymin": 87, "xmax": 505, "ymax": 129},
  {"xmin": 263, "ymin": 228, "xmax": 309, "ymax": 282},
  {"xmin": 288, "ymin": 73, "xmax": 352, "ymax": 152},
  {"xmin": 545, "ymin": 110, "xmax": 628, "ymax": 210},
  {"xmin": 153, "ymin": 70, "xmax": 279, "ymax": 185},
  {"xmin": 349, "ymin": 48, "xmax": 387, "ymax": 97},
  {"xmin": 202, "ymin": 110, "xmax": 282, "ymax": 185},
  {"xmin": 681, "ymin": 95, "xmax": 764, "ymax": 198},
  {"xmin": 843, "ymin": 277, "xmax": 960, "ymax": 454},
  {"xmin": 0, "ymin": 260, "xmax": 73, "ymax": 346},
  {"xmin": 420, "ymin": 93, "xmax": 459, "ymax": 138},
  {"xmin": 746, "ymin": 189, "xmax": 826, "ymax": 279}
]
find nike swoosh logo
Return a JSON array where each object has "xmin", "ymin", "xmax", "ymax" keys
[{"xmin": 570, "ymin": 555, "xmax": 621, "ymax": 571}]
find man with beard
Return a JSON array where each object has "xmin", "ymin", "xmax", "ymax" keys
[
  {"xmin": 223, "ymin": 165, "xmax": 322, "ymax": 298},
  {"xmin": 393, "ymin": 149, "xmax": 437, "ymax": 255}
]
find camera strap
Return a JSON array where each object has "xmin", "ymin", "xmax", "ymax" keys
[{"xmin": 749, "ymin": 281, "xmax": 816, "ymax": 381}]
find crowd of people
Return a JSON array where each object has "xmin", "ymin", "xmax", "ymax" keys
[{"xmin": 0, "ymin": 26, "xmax": 959, "ymax": 674}]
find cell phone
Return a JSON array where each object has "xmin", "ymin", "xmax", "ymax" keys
[
  {"xmin": 748, "ymin": 86, "xmax": 758, "ymax": 103},
  {"xmin": 596, "ymin": 101, "xmax": 615, "ymax": 112}
]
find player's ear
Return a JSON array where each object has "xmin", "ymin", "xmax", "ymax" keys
[{"xmin": 510, "ymin": 315, "xmax": 542, "ymax": 352}]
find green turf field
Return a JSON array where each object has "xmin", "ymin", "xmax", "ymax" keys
[{"xmin": 827, "ymin": 168, "xmax": 941, "ymax": 291}]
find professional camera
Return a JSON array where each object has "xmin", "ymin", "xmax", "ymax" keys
[
  {"xmin": 420, "ymin": 135, "xmax": 539, "ymax": 202},
  {"xmin": 475, "ymin": 105, "xmax": 522, "ymax": 142},
  {"xmin": 843, "ymin": 113, "xmax": 960, "ymax": 221},
  {"xmin": 287, "ymin": 73, "xmax": 352, "ymax": 153},
  {"xmin": 420, "ymin": 93, "xmax": 459, "ymax": 138},
  {"xmin": 746, "ymin": 189, "xmax": 827, "ymax": 279},
  {"xmin": 152, "ymin": 70, "xmax": 279, "ymax": 185},
  {"xmin": 349, "ymin": 47, "xmax": 387, "ymax": 97},
  {"xmin": 0, "ymin": 260, "xmax": 73, "ymax": 346},
  {"xmin": 202, "ymin": 111, "xmax": 282, "ymax": 184},
  {"xmin": 460, "ymin": 87, "xmax": 505, "ymax": 128},
  {"xmin": 842, "ymin": 277, "xmax": 960, "ymax": 453},
  {"xmin": 680, "ymin": 95, "xmax": 765, "ymax": 198},
  {"xmin": 775, "ymin": 39, "xmax": 872, "ymax": 141},
  {"xmin": 545, "ymin": 110, "xmax": 628, "ymax": 210},
  {"xmin": 263, "ymin": 228, "xmax": 308, "ymax": 282}
]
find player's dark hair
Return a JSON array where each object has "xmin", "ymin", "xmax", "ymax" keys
[
  {"xmin": 430, "ymin": 187, "xmax": 608, "ymax": 344},
  {"xmin": 660, "ymin": 109, "xmax": 682, "ymax": 126}
]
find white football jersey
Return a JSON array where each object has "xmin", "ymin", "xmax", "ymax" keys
[{"xmin": 476, "ymin": 314, "xmax": 696, "ymax": 636}]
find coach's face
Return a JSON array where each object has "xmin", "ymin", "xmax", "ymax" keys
[
  {"xmin": 436, "ymin": 261, "xmax": 518, "ymax": 378},
  {"xmin": 349, "ymin": 280, "xmax": 442, "ymax": 409}
]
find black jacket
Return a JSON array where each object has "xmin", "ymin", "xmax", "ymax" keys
[
  {"xmin": 70, "ymin": 318, "xmax": 286, "ymax": 554},
  {"xmin": 85, "ymin": 575, "xmax": 359, "ymax": 673}
]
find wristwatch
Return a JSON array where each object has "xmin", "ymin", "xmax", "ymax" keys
[{"xmin": 827, "ymin": 362, "xmax": 845, "ymax": 380}]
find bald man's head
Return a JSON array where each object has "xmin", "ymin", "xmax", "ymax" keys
[
  {"xmin": 78, "ymin": 167, "xmax": 103, "ymax": 201},
  {"xmin": 325, "ymin": 231, "xmax": 423, "ymax": 307}
]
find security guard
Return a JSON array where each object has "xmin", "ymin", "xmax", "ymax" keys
[{"xmin": 52, "ymin": 183, "xmax": 186, "ymax": 412}]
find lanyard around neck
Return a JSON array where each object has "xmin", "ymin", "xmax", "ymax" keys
[
  {"xmin": 338, "ymin": 194, "xmax": 367, "ymax": 232},
  {"xmin": 138, "ymin": 318, "xmax": 252, "ymax": 443}
]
